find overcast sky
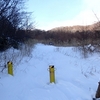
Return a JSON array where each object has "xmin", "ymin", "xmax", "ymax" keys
[{"xmin": 27, "ymin": 0, "xmax": 100, "ymax": 30}]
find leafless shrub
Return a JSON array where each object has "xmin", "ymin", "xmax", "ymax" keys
[
  {"xmin": 19, "ymin": 39, "xmax": 35, "ymax": 57},
  {"xmin": 0, "ymin": 40, "xmax": 35, "ymax": 73}
]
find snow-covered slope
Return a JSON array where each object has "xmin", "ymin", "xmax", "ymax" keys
[{"xmin": 0, "ymin": 43, "xmax": 100, "ymax": 100}]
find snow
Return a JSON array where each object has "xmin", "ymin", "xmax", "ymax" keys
[{"xmin": 0, "ymin": 43, "xmax": 100, "ymax": 100}]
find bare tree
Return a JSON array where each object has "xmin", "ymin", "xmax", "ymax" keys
[{"xmin": 0, "ymin": 0, "xmax": 34, "ymax": 50}]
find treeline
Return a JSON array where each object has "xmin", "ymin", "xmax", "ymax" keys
[
  {"xmin": 0, "ymin": 0, "xmax": 100, "ymax": 51},
  {"xmin": 25, "ymin": 28, "xmax": 100, "ymax": 46}
]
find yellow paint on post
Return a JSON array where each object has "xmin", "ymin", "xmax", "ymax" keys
[
  {"xmin": 49, "ymin": 65, "xmax": 55, "ymax": 83},
  {"xmin": 7, "ymin": 61, "xmax": 13, "ymax": 76}
]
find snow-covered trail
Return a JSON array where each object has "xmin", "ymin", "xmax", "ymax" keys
[{"xmin": 0, "ymin": 43, "xmax": 100, "ymax": 100}]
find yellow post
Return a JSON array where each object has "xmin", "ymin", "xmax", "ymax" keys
[
  {"xmin": 49, "ymin": 65, "xmax": 55, "ymax": 83},
  {"xmin": 7, "ymin": 61, "xmax": 13, "ymax": 76}
]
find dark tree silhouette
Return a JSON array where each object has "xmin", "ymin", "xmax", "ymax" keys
[{"xmin": 0, "ymin": 0, "xmax": 34, "ymax": 51}]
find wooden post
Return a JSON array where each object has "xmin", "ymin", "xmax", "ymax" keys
[{"xmin": 95, "ymin": 82, "xmax": 100, "ymax": 98}]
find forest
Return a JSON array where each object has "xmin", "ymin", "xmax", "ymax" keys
[{"xmin": 0, "ymin": 0, "xmax": 100, "ymax": 52}]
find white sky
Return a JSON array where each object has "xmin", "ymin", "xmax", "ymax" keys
[{"xmin": 27, "ymin": 0, "xmax": 100, "ymax": 30}]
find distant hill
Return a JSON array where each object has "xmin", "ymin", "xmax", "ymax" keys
[{"xmin": 49, "ymin": 22, "xmax": 100, "ymax": 32}]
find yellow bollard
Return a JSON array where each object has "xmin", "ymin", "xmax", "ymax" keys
[
  {"xmin": 49, "ymin": 65, "xmax": 55, "ymax": 83},
  {"xmin": 7, "ymin": 61, "xmax": 13, "ymax": 76}
]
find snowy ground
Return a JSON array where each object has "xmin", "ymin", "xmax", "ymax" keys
[{"xmin": 0, "ymin": 43, "xmax": 100, "ymax": 100}]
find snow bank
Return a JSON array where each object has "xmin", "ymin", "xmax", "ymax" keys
[{"xmin": 0, "ymin": 43, "xmax": 100, "ymax": 100}]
